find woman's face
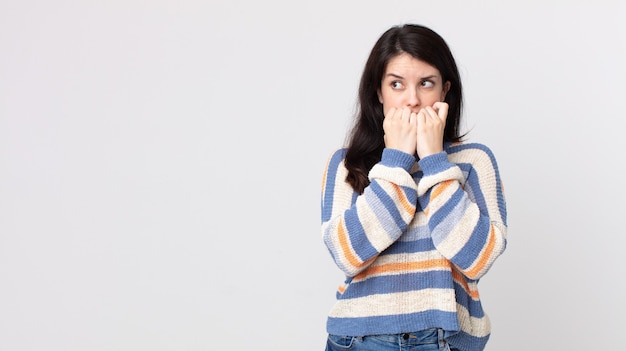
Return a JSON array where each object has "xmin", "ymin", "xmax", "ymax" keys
[{"xmin": 377, "ymin": 53, "xmax": 450, "ymax": 114}]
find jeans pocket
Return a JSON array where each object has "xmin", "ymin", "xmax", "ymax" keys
[{"xmin": 327, "ymin": 334, "xmax": 357, "ymax": 350}]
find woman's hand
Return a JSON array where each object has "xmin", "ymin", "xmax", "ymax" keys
[
  {"xmin": 416, "ymin": 102, "xmax": 448, "ymax": 159},
  {"xmin": 383, "ymin": 106, "xmax": 418, "ymax": 155}
]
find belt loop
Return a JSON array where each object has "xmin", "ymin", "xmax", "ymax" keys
[{"xmin": 437, "ymin": 328, "xmax": 446, "ymax": 349}]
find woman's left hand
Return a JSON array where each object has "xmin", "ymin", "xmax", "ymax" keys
[{"xmin": 416, "ymin": 102, "xmax": 448, "ymax": 159}]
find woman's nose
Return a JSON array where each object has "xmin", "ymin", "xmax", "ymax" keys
[{"xmin": 407, "ymin": 88, "xmax": 420, "ymax": 108}]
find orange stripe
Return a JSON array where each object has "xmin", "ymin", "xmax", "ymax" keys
[
  {"xmin": 391, "ymin": 183, "xmax": 415, "ymax": 214},
  {"xmin": 451, "ymin": 269, "xmax": 480, "ymax": 299},
  {"xmin": 392, "ymin": 184, "xmax": 415, "ymax": 213},
  {"xmin": 466, "ymin": 223, "xmax": 497, "ymax": 278},
  {"xmin": 337, "ymin": 218, "xmax": 362, "ymax": 268},
  {"xmin": 431, "ymin": 179, "xmax": 454, "ymax": 200},
  {"xmin": 424, "ymin": 180, "xmax": 454, "ymax": 216},
  {"xmin": 354, "ymin": 258, "xmax": 451, "ymax": 280}
]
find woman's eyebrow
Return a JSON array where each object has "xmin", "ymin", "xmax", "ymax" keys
[
  {"xmin": 384, "ymin": 73, "xmax": 440, "ymax": 80},
  {"xmin": 384, "ymin": 73, "xmax": 405, "ymax": 79},
  {"xmin": 419, "ymin": 75, "xmax": 438, "ymax": 80}
]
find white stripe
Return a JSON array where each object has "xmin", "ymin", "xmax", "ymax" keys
[
  {"xmin": 358, "ymin": 192, "xmax": 397, "ymax": 251},
  {"xmin": 433, "ymin": 200, "xmax": 480, "ymax": 256},
  {"xmin": 328, "ymin": 289, "xmax": 456, "ymax": 318},
  {"xmin": 351, "ymin": 252, "xmax": 451, "ymax": 283},
  {"xmin": 455, "ymin": 303, "xmax": 491, "ymax": 337}
]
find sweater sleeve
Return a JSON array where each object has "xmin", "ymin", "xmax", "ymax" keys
[
  {"xmin": 321, "ymin": 148, "xmax": 418, "ymax": 277},
  {"xmin": 416, "ymin": 144, "xmax": 508, "ymax": 280}
]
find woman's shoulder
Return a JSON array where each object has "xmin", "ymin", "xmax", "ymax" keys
[
  {"xmin": 322, "ymin": 147, "xmax": 349, "ymax": 173},
  {"xmin": 329, "ymin": 147, "xmax": 348, "ymax": 158},
  {"xmin": 446, "ymin": 141, "xmax": 500, "ymax": 165},
  {"xmin": 325, "ymin": 147, "xmax": 348, "ymax": 164},
  {"xmin": 447, "ymin": 141, "xmax": 496, "ymax": 155}
]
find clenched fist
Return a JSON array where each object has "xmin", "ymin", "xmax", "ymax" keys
[
  {"xmin": 383, "ymin": 106, "xmax": 418, "ymax": 155},
  {"xmin": 415, "ymin": 101, "xmax": 448, "ymax": 159}
]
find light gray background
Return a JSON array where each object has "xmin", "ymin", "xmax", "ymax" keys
[{"xmin": 1, "ymin": 1, "xmax": 624, "ymax": 350}]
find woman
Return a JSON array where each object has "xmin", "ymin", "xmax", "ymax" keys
[{"xmin": 320, "ymin": 24, "xmax": 508, "ymax": 351}]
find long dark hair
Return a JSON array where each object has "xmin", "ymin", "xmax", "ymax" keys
[{"xmin": 344, "ymin": 24, "xmax": 465, "ymax": 193}]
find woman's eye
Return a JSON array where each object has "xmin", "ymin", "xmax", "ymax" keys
[
  {"xmin": 391, "ymin": 81, "xmax": 403, "ymax": 89},
  {"xmin": 421, "ymin": 80, "xmax": 434, "ymax": 88}
]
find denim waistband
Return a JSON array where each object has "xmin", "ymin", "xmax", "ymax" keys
[{"xmin": 367, "ymin": 328, "xmax": 446, "ymax": 348}]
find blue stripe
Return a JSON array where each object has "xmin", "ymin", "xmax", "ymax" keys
[
  {"xmin": 364, "ymin": 183, "xmax": 400, "ymax": 244},
  {"xmin": 321, "ymin": 148, "xmax": 347, "ymax": 223},
  {"xmin": 449, "ymin": 143, "xmax": 507, "ymax": 225},
  {"xmin": 401, "ymin": 184, "xmax": 418, "ymax": 209},
  {"xmin": 451, "ymin": 215, "xmax": 491, "ymax": 270},
  {"xmin": 383, "ymin": 237, "xmax": 435, "ymax": 255},
  {"xmin": 429, "ymin": 185, "xmax": 463, "ymax": 239},
  {"xmin": 398, "ymin": 222, "xmax": 431, "ymax": 242},
  {"xmin": 446, "ymin": 330, "xmax": 490, "ymax": 351},
  {"xmin": 343, "ymin": 206, "xmax": 378, "ymax": 263},
  {"xmin": 327, "ymin": 310, "xmax": 460, "ymax": 337},
  {"xmin": 339, "ymin": 270, "xmax": 454, "ymax": 298},
  {"xmin": 368, "ymin": 181, "xmax": 411, "ymax": 230},
  {"xmin": 452, "ymin": 281, "xmax": 485, "ymax": 318}
]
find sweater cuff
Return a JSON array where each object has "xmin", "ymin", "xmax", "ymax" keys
[
  {"xmin": 380, "ymin": 148, "xmax": 416, "ymax": 171},
  {"xmin": 417, "ymin": 151, "xmax": 453, "ymax": 175}
]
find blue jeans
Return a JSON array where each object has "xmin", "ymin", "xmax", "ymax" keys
[{"xmin": 326, "ymin": 328, "xmax": 458, "ymax": 351}]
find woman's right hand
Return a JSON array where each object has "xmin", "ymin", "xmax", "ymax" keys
[{"xmin": 383, "ymin": 106, "xmax": 418, "ymax": 155}]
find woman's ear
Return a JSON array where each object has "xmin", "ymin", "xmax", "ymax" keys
[
  {"xmin": 441, "ymin": 81, "xmax": 451, "ymax": 101},
  {"xmin": 377, "ymin": 89, "xmax": 383, "ymax": 104}
]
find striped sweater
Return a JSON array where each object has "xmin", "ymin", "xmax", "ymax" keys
[{"xmin": 320, "ymin": 142, "xmax": 507, "ymax": 351}]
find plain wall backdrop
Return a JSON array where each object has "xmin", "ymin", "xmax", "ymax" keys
[{"xmin": 1, "ymin": 1, "xmax": 625, "ymax": 350}]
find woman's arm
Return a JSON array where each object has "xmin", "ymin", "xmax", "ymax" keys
[
  {"xmin": 321, "ymin": 148, "xmax": 419, "ymax": 277},
  {"xmin": 417, "ymin": 143, "xmax": 508, "ymax": 280}
]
